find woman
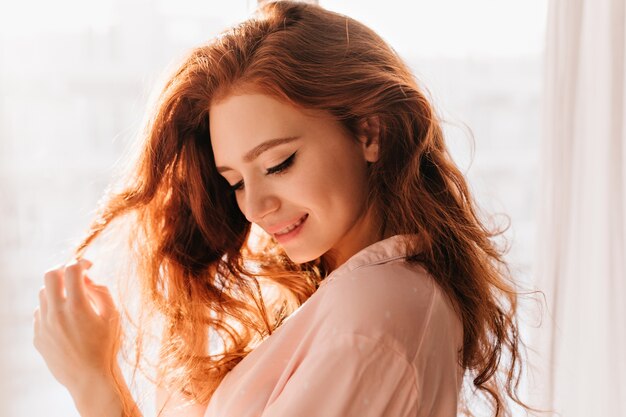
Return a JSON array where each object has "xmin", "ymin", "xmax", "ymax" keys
[{"xmin": 33, "ymin": 1, "xmax": 533, "ymax": 416}]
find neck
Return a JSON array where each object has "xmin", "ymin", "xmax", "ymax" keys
[{"xmin": 322, "ymin": 204, "xmax": 389, "ymax": 272}]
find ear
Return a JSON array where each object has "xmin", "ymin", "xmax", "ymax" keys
[{"xmin": 357, "ymin": 116, "xmax": 380, "ymax": 163}]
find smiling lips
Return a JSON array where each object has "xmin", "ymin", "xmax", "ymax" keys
[{"xmin": 272, "ymin": 214, "xmax": 309, "ymax": 237}]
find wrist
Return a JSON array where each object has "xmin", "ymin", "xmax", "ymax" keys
[
  {"xmin": 71, "ymin": 378, "xmax": 120, "ymax": 417},
  {"xmin": 70, "ymin": 366, "xmax": 132, "ymax": 417}
]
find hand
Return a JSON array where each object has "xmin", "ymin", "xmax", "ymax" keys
[{"xmin": 33, "ymin": 258, "xmax": 122, "ymax": 398}]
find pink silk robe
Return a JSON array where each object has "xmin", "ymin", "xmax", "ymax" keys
[{"xmin": 204, "ymin": 235, "xmax": 464, "ymax": 417}]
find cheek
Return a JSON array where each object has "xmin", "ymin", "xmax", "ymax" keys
[
  {"xmin": 323, "ymin": 148, "xmax": 369, "ymax": 193},
  {"xmin": 298, "ymin": 156, "xmax": 368, "ymax": 214},
  {"xmin": 286, "ymin": 174, "xmax": 328, "ymax": 207}
]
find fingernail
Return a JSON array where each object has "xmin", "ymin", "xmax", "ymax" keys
[{"xmin": 77, "ymin": 258, "xmax": 93, "ymax": 269}]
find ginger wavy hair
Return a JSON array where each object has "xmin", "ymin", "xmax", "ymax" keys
[{"xmin": 75, "ymin": 1, "xmax": 534, "ymax": 415}]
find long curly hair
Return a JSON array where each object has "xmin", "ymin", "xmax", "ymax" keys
[{"xmin": 75, "ymin": 1, "xmax": 534, "ymax": 415}]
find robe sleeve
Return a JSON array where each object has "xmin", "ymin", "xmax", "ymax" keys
[{"xmin": 261, "ymin": 333, "xmax": 419, "ymax": 417}]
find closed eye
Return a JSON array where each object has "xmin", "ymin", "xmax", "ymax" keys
[
  {"xmin": 228, "ymin": 151, "xmax": 297, "ymax": 193},
  {"xmin": 266, "ymin": 151, "xmax": 297, "ymax": 175}
]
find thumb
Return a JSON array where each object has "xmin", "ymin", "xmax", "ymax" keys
[
  {"xmin": 84, "ymin": 283, "xmax": 118, "ymax": 318},
  {"xmin": 64, "ymin": 258, "xmax": 93, "ymax": 309}
]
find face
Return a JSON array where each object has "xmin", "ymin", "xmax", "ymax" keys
[{"xmin": 209, "ymin": 92, "xmax": 382, "ymax": 268}]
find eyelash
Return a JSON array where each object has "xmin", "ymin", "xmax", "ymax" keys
[{"xmin": 230, "ymin": 151, "xmax": 297, "ymax": 192}]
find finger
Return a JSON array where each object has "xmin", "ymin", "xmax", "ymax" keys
[
  {"xmin": 64, "ymin": 259, "xmax": 91, "ymax": 310},
  {"xmin": 33, "ymin": 307, "xmax": 41, "ymax": 328},
  {"xmin": 38, "ymin": 286, "xmax": 48, "ymax": 317},
  {"xmin": 33, "ymin": 307, "xmax": 41, "ymax": 348},
  {"xmin": 85, "ymin": 284, "xmax": 117, "ymax": 318},
  {"xmin": 83, "ymin": 275, "xmax": 99, "ymax": 311},
  {"xmin": 74, "ymin": 257, "xmax": 93, "ymax": 269},
  {"xmin": 44, "ymin": 266, "xmax": 65, "ymax": 310}
]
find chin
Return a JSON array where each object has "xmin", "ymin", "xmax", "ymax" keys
[
  {"xmin": 281, "ymin": 244, "xmax": 327, "ymax": 265},
  {"xmin": 283, "ymin": 251, "xmax": 318, "ymax": 265}
]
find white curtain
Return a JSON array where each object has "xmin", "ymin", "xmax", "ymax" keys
[{"xmin": 531, "ymin": 0, "xmax": 626, "ymax": 415}]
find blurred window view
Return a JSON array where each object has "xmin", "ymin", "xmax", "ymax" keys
[{"xmin": 0, "ymin": 1, "xmax": 546, "ymax": 416}]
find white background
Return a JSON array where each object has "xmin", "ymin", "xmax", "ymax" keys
[{"xmin": 0, "ymin": 1, "xmax": 547, "ymax": 415}]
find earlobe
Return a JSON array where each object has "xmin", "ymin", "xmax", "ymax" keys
[{"xmin": 359, "ymin": 116, "xmax": 380, "ymax": 163}]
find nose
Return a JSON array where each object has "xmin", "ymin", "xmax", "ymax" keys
[{"xmin": 239, "ymin": 179, "xmax": 280, "ymax": 224}]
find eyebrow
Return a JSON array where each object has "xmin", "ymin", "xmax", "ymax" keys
[{"xmin": 216, "ymin": 136, "xmax": 300, "ymax": 173}]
